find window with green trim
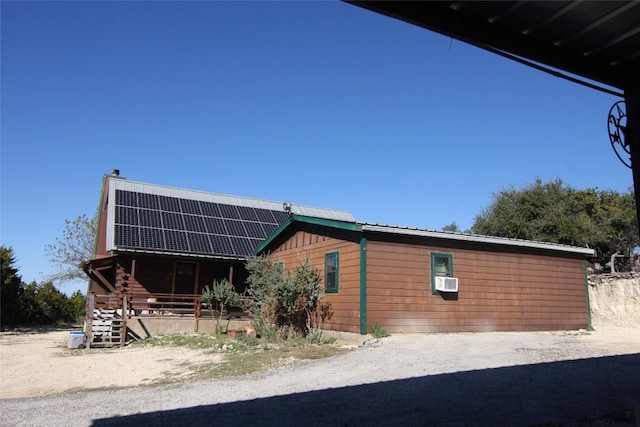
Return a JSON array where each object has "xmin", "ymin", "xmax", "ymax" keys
[
  {"xmin": 431, "ymin": 252, "xmax": 453, "ymax": 295},
  {"xmin": 324, "ymin": 252, "xmax": 339, "ymax": 293}
]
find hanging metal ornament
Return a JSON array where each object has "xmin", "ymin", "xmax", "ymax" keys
[{"xmin": 608, "ymin": 100, "xmax": 630, "ymax": 168}]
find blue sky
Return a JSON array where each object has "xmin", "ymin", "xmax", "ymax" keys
[{"xmin": 1, "ymin": 1, "xmax": 631, "ymax": 295}]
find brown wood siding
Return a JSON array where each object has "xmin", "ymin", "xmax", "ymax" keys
[
  {"xmin": 94, "ymin": 176, "xmax": 111, "ymax": 258},
  {"xmin": 270, "ymin": 229, "xmax": 362, "ymax": 333},
  {"xmin": 366, "ymin": 240, "xmax": 588, "ymax": 333}
]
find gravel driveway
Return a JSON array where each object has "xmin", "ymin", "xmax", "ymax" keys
[{"xmin": 2, "ymin": 325, "xmax": 639, "ymax": 427}]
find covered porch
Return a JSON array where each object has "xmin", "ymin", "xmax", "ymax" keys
[{"xmin": 83, "ymin": 253, "xmax": 252, "ymax": 347}]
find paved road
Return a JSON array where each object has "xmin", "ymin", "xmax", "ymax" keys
[{"xmin": 1, "ymin": 330, "xmax": 639, "ymax": 426}]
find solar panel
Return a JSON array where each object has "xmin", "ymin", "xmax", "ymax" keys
[
  {"xmin": 115, "ymin": 225, "xmax": 139, "ymax": 247},
  {"xmin": 165, "ymin": 230, "xmax": 189, "ymax": 251},
  {"xmin": 184, "ymin": 215, "xmax": 207, "ymax": 233},
  {"xmin": 229, "ymin": 237, "xmax": 254, "ymax": 256},
  {"xmin": 272, "ymin": 211, "xmax": 290, "ymax": 223},
  {"xmin": 210, "ymin": 235, "xmax": 234, "ymax": 255},
  {"xmin": 203, "ymin": 217, "xmax": 227, "ymax": 235},
  {"xmin": 225, "ymin": 220, "xmax": 247, "ymax": 237},
  {"xmin": 244, "ymin": 221, "xmax": 266, "ymax": 239},
  {"xmin": 187, "ymin": 233, "xmax": 212, "ymax": 253},
  {"xmin": 237, "ymin": 206, "xmax": 260, "ymax": 222},
  {"xmin": 113, "ymin": 189, "xmax": 301, "ymax": 258},
  {"xmin": 248, "ymin": 238, "xmax": 264, "ymax": 251},
  {"xmin": 116, "ymin": 190, "xmax": 137, "ymax": 207},
  {"xmin": 200, "ymin": 201, "xmax": 221, "ymax": 218},
  {"xmin": 262, "ymin": 223, "xmax": 279, "ymax": 236},
  {"xmin": 162, "ymin": 211, "xmax": 184, "ymax": 230},
  {"xmin": 116, "ymin": 206, "xmax": 138, "ymax": 226},
  {"xmin": 138, "ymin": 193, "xmax": 159, "ymax": 210},
  {"xmin": 180, "ymin": 199, "xmax": 201, "ymax": 215},
  {"xmin": 158, "ymin": 195, "xmax": 181, "ymax": 212},
  {"xmin": 218, "ymin": 203, "xmax": 240, "ymax": 220},
  {"xmin": 255, "ymin": 208, "xmax": 277, "ymax": 223},
  {"xmin": 140, "ymin": 228, "xmax": 165, "ymax": 249},
  {"xmin": 139, "ymin": 209, "xmax": 162, "ymax": 228}
]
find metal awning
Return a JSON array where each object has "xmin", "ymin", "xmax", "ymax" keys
[
  {"xmin": 348, "ymin": 1, "xmax": 640, "ymax": 92},
  {"xmin": 348, "ymin": 1, "xmax": 640, "ymax": 235}
]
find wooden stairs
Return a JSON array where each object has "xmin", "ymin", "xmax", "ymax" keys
[
  {"xmin": 88, "ymin": 308, "xmax": 126, "ymax": 348},
  {"xmin": 85, "ymin": 293, "xmax": 134, "ymax": 348}
]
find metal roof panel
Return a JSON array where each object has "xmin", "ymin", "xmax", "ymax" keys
[{"xmin": 360, "ymin": 222, "xmax": 595, "ymax": 256}]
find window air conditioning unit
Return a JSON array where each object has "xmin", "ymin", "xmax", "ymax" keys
[{"xmin": 435, "ymin": 276, "xmax": 459, "ymax": 292}]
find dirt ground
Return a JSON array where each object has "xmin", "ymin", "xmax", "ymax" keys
[
  {"xmin": 0, "ymin": 328, "xmax": 224, "ymax": 399},
  {"xmin": 0, "ymin": 313, "xmax": 638, "ymax": 400}
]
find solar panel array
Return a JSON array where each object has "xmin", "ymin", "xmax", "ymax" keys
[{"xmin": 113, "ymin": 190, "xmax": 290, "ymax": 257}]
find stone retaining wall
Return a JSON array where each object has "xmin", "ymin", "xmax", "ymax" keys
[{"xmin": 587, "ymin": 272, "xmax": 640, "ymax": 326}]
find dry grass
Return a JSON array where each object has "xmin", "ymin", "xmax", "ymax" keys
[{"xmin": 129, "ymin": 333, "xmax": 350, "ymax": 385}]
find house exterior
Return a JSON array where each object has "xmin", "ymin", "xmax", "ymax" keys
[
  {"xmin": 84, "ymin": 172, "xmax": 354, "ymax": 346},
  {"xmin": 255, "ymin": 215, "xmax": 595, "ymax": 335}
]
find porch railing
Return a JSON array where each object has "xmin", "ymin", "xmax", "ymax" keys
[
  {"xmin": 87, "ymin": 291, "xmax": 254, "ymax": 342},
  {"xmin": 127, "ymin": 293, "xmax": 203, "ymax": 317}
]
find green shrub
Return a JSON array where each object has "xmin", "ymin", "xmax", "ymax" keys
[
  {"xmin": 370, "ymin": 322, "xmax": 390, "ymax": 338},
  {"xmin": 243, "ymin": 254, "xmax": 332, "ymax": 339}
]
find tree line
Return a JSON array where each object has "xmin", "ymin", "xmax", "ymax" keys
[
  {"xmin": 444, "ymin": 179, "xmax": 638, "ymax": 266},
  {"xmin": 1, "ymin": 246, "xmax": 85, "ymax": 330},
  {"xmin": 2, "ymin": 178, "xmax": 636, "ymax": 330}
]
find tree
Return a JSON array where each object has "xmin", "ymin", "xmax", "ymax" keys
[
  {"xmin": 1, "ymin": 246, "xmax": 24, "ymax": 329},
  {"xmin": 243, "ymin": 254, "xmax": 328, "ymax": 338},
  {"xmin": 45, "ymin": 213, "xmax": 97, "ymax": 283},
  {"xmin": 19, "ymin": 281, "xmax": 83, "ymax": 325},
  {"xmin": 1, "ymin": 246, "xmax": 85, "ymax": 328},
  {"xmin": 471, "ymin": 179, "xmax": 638, "ymax": 265},
  {"xmin": 441, "ymin": 222, "xmax": 461, "ymax": 232},
  {"xmin": 202, "ymin": 278, "xmax": 240, "ymax": 333}
]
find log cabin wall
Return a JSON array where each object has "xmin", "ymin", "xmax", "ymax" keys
[
  {"xmin": 269, "ymin": 225, "xmax": 362, "ymax": 333},
  {"xmin": 366, "ymin": 239, "xmax": 588, "ymax": 333},
  {"xmin": 114, "ymin": 256, "xmax": 247, "ymax": 297}
]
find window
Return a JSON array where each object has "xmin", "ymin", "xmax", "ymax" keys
[
  {"xmin": 431, "ymin": 252, "xmax": 453, "ymax": 295},
  {"xmin": 325, "ymin": 252, "xmax": 339, "ymax": 293}
]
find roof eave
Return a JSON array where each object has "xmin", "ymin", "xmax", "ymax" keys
[
  {"xmin": 361, "ymin": 223, "xmax": 595, "ymax": 257},
  {"xmin": 112, "ymin": 247, "xmax": 247, "ymax": 261},
  {"xmin": 254, "ymin": 215, "xmax": 360, "ymax": 255}
]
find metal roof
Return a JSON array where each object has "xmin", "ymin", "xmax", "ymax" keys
[
  {"xmin": 361, "ymin": 222, "xmax": 595, "ymax": 256},
  {"xmin": 253, "ymin": 214, "xmax": 595, "ymax": 257},
  {"xmin": 109, "ymin": 179, "xmax": 355, "ymax": 222},
  {"xmin": 348, "ymin": 1, "xmax": 640, "ymax": 92},
  {"xmin": 105, "ymin": 177, "xmax": 355, "ymax": 259}
]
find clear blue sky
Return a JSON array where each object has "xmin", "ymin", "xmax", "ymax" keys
[{"xmin": 1, "ymin": 1, "xmax": 631, "ymax": 295}]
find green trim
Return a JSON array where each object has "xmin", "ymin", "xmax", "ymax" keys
[
  {"xmin": 253, "ymin": 216, "xmax": 295, "ymax": 255},
  {"xmin": 253, "ymin": 214, "xmax": 359, "ymax": 255},
  {"xmin": 324, "ymin": 251, "xmax": 339, "ymax": 293},
  {"xmin": 292, "ymin": 215, "xmax": 360, "ymax": 231},
  {"xmin": 430, "ymin": 252, "xmax": 454, "ymax": 295},
  {"xmin": 359, "ymin": 236, "xmax": 367, "ymax": 335},
  {"xmin": 583, "ymin": 260, "xmax": 594, "ymax": 331}
]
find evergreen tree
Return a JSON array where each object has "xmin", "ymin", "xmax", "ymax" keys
[{"xmin": 1, "ymin": 246, "xmax": 24, "ymax": 329}]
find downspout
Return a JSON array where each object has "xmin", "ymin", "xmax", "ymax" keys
[
  {"xmin": 583, "ymin": 260, "xmax": 594, "ymax": 331},
  {"xmin": 359, "ymin": 235, "xmax": 368, "ymax": 335}
]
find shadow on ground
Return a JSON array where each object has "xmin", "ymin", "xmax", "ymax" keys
[{"xmin": 92, "ymin": 353, "xmax": 640, "ymax": 427}]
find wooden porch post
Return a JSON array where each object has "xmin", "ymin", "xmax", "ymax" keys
[
  {"xmin": 85, "ymin": 292, "xmax": 95, "ymax": 349},
  {"xmin": 131, "ymin": 257, "xmax": 136, "ymax": 280},
  {"xmin": 121, "ymin": 295, "xmax": 128, "ymax": 347},
  {"xmin": 228, "ymin": 265, "xmax": 234, "ymax": 286}
]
